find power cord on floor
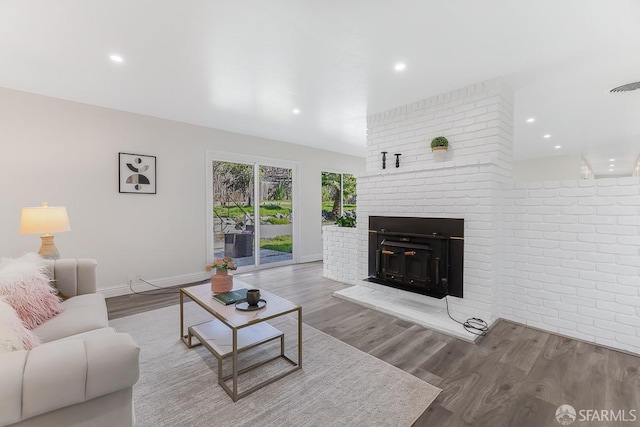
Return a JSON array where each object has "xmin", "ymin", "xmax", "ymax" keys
[
  {"xmin": 445, "ymin": 296, "xmax": 489, "ymax": 337},
  {"xmin": 128, "ymin": 278, "xmax": 181, "ymax": 296}
]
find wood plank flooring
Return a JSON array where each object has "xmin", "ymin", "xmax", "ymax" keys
[{"xmin": 106, "ymin": 262, "xmax": 640, "ymax": 426}]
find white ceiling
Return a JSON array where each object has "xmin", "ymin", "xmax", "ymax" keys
[{"xmin": 1, "ymin": 1, "xmax": 639, "ymax": 176}]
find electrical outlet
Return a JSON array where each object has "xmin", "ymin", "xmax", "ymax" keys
[{"xmin": 127, "ymin": 275, "xmax": 134, "ymax": 286}]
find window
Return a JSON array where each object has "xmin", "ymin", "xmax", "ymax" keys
[{"xmin": 321, "ymin": 172, "xmax": 356, "ymax": 225}]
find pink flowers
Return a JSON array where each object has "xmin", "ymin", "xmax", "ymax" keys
[{"xmin": 204, "ymin": 256, "xmax": 237, "ymax": 272}]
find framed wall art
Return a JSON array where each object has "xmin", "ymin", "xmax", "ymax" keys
[{"xmin": 119, "ymin": 152, "xmax": 157, "ymax": 194}]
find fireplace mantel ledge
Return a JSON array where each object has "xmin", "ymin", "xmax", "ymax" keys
[{"xmin": 361, "ymin": 154, "xmax": 499, "ymax": 178}]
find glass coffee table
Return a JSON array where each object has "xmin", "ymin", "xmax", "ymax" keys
[{"xmin": 179, "ymin": 281, "xmax": 302, "ymax": 401}]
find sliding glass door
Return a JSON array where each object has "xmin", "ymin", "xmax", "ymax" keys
[{"xmin": 208, "ymin": 153, "xmax": 296, "ymax": 270}]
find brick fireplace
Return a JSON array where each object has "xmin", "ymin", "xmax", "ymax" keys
[
  {"xmin": 324, "ymin": 78, "xmax": 640, "ymax": 354},
  {"xmin": 325, "ymin": 79, "xmax": 512, "ymax": 341}
]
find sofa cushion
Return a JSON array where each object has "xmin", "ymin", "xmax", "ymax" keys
[
  {"xmin": 0, "ymin": 253, "xmax": 64, "ymax": 329},
  {"xmin": 56, "ymin": 327, "xmax": 116, "ymax": 342},
  {"xmin": 0, "ymin": 298, "xmax": 40, "ymax": 352},
  {"xmin": 32, "ymin": 294, "xmax": 108, "ymax": 343}
]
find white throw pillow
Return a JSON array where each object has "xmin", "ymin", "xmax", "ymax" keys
[
  {"xmin": 0, "ymin": 297, "xmax": 40, "ymax": 353},
  {"xmin": 0, "ymin": 252, "xmax": 47, "ymax": 276}
]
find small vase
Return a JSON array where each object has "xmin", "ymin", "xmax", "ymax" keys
[{"xmin": 210, "ymin": 269, "xmax": 233, "ymax": 293}]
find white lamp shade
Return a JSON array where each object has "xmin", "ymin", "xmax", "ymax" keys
[{"xmin": 20, "ymin": 202, "xmax": 71, "ymax": 235}]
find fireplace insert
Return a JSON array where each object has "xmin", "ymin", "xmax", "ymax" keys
[{"xmin": 367, "ymin": 216, "xmax": 463, "ymax": 299}]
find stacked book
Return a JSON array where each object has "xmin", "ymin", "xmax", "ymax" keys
[{"xmin": 212, "ymin": 288, "xmax": 248, "ymax": 305}]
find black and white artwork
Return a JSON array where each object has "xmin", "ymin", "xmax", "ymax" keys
[{"xmin": 119, "ymin": 153, "xmax": 156, "ymax": 194}]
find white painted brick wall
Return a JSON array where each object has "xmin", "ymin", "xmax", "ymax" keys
[
  {"xmin": 501, "ymin": 179, "xmax": 640, "ymax": 354},
  {"xmin": 322, "ymin": 225, "xmax": 359, "ymax": 284},
  {"xmin": 323, "ymin": 77, "xmax": 640, "ymax": 355},
  {"xmin": 366, "ymin": 79, "xmax": 513, "ymax": 175},
  {"xmin": 356, "ymin": 79, "xmax": 514, "ymax": 325}
]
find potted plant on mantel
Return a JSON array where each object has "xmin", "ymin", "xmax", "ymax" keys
[{"xmin": 431, "ymin": 136, "xmax": 449, "ymax": 162}]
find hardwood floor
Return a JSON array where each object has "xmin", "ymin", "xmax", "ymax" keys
[{"xmin": 106, "ymin": 262, "xmax": 640, "ymax": 426}]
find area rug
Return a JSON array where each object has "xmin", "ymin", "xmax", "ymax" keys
[{"xmin": 110, "ymin": 302, "xmax": 441, "ymax": 427}]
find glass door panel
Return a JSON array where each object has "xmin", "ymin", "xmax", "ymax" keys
[
  {"xmin": 212, "ymin": 161, "xmax": 255, "ymax": 268},
  {"xmin": 259, "ymin": 165, "xmax": 293, "ymax": 265}
]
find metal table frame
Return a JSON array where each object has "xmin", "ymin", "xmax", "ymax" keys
[{"xmin": 179, "ymin": 286, "xmax": 302, "ymax": 402}]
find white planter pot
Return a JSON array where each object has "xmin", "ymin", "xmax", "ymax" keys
[{"xmin": 433, "ymin": 148, "xmax": 447, "ymax": 162}]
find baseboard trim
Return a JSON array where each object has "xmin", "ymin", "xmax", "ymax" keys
[
  {"xmin": 299, "ymin": 253, "xmax": 322, "ymax": 263},
  {"xmin": 501, "ymin": 318, "xmax": 640, "ymax": 358},
  {"xmin": 100, "ymin": 272, "xmax": 210, "ymax": 298}
]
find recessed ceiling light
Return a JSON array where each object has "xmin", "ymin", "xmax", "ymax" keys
[
  {"xmin": 609, "ymin": 158, "xmax": 615, "ymax": 162},
  {"xmin": 609, "ymin": 168, "xmax": 615, "ymax": 172},
  {"xmin": 109, "ymin": 54, "xmax": 124, "ymax": 63},
  {"xmin": 394, "ymin": 63, "xmax": 406, "ymax": 71},
  {"xmin": 609, "ymin": 163, "xmax": 615, "ymax": 167},
  {"xmin": 526, "ymin": 118, "xmax": 535, "ymax": 123},
  {"xmin": 554, "ymin": 145, "xmax": 561, "ymax": 149},
  {"xmin": 292, "ymin": 108, "xmax": 300, "ymax": 115},
  {"xmin": 543, "ymin": 134, "xmax": 551, "ymax": 139}
]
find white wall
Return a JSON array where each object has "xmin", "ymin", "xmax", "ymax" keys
[
  {"xmin": 513, "ymin": 154, "xmax": 583, "ymax": 182},
  {"xmin": 501, "ymin": 178, "xmax": 640, "ymax": 354},
  {"xmin": 0, "ymin": 87, "xmax": 364, "ymax": 293}
]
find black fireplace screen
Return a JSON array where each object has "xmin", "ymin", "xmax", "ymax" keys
[{"xmin": 368, "ymin": 216, "xmax": 463, "ymax": 299}]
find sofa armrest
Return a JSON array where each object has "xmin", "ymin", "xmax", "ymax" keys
[
  {"xmin": 45, "ymin": 258, "xmax": 97, "ymax": 297},
  {"xmin": 85, "ymin": 333, "xmax": 140, "ymax": 400},
  {"xmin": 18, "ymin": 332, "xmax": 139, "ymax": 421},
  {"xmin": 0, "ymin": 350, "xmax": 28, "ymax": 426}
]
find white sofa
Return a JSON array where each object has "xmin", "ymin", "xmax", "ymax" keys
[{"xmin": 0, "ymin": 259, "xmax": 140, "ymax": 427}]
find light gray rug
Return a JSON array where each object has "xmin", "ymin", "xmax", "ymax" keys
[{"xmin": 111, "ymin": 302, "xmax": 441, "ymax": 427}]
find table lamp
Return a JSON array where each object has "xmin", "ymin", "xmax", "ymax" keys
[{"xmin": 20, "ymin": 202, "xmax": 71, "ymax": 259}]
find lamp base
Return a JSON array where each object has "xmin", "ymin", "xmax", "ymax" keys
[{"xmin": 38, "ymin": 235, "xmax": 60, "ymax": 260}]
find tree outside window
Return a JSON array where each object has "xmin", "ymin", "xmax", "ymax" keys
[{"xmin": 321, "ymin": 172, "xmax": 356, "ymax": 225}]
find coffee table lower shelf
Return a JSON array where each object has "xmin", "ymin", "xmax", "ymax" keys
[
  {"xmin": 185, "ymin": 319, "xmax": 299, "ymax": 401},
  {"xmin": 187, "ymin": 320, "xmax": 284, "ymax": 357}
]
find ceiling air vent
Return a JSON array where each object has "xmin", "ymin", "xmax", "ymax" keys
[{"xmin": 610, "ymin": 81, "xmax": 640, "ymax": 92}]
